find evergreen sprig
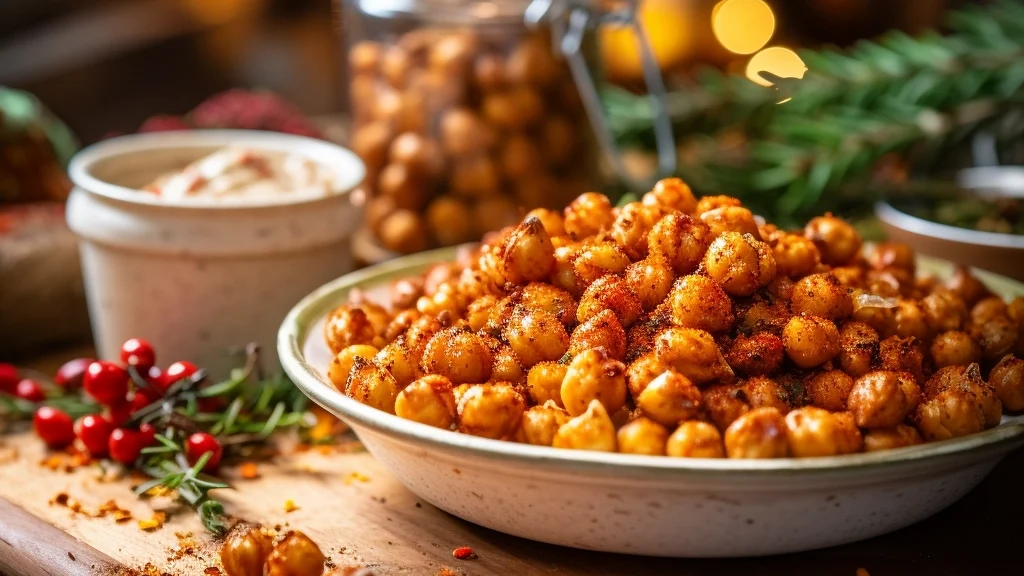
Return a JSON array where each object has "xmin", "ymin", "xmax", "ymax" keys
[{"xmin": 605, "ymin": 0, "xmax": 1024, "ymax": 227}]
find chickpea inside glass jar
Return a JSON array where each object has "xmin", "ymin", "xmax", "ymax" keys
[{"xmin": 344, "ymin": 0, "xmax": 595, "ymax": 255}]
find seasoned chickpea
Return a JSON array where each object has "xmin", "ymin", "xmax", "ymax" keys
[
  {"xmin": 374, "ymin": 339, "xmax": 420, "ymax": 389},
  {"xmin": 625, "ymin": 256, "xmax": 675, "ymax": 312},
  {"xmin": 784, "ymin": 407, "xmax": 863, "ymax": 457},
  {"xmin": 504, "ymin": 306, "xmax": 570, "ymax": 368},
  {"xmin": 772, "ymin": 234, "xmax": 821, "ymax": 278},
  {"xmin": 525, "ymin": 208, "xmax": 566, "ymax": 237},
  {"xmin": 923, "ymin": 364, "xmax": 1001, "ymax": 427},
  {"xmin": 804, "ymin": 214, "xmax": 862, "ymax": 266},
  {"xmin": 945, "ymin": 266, "xmax": 992, "ymax": 307},
  {"xmin": 972, "ymin": 296, "xmax": 1009, "ymax": 326},
  {"xmin": 345, "ymin": 357, "xmax": 400, "ymax": 413},
  {"xmin": 577, "ymin": 275, "xmax": 643, "ymax": 328},
  {"xmin": 892, "ymin": 299, "xmax": 929, "ymax": 341},
  {"xmin": 701, "ymin": 232, "xmax": 776, "ymax": 296},
  {"xmin": 867, "ymin": 242, "xmax": 915, "ymax": 274},
  {"xmin": 668, "ymin": 274, "xmax": 734, "ymax": 333},
  {"xmin": 426, "ymin": 197, "xmax": 475, "ymax": 247},
  {"xmin": 487, "ymin": 338, "xmax": 525, "ymax": 385},
  {"xmin": 805, "ymin": 370, "xmax": 855, "ymax": 411},
  {"xmin": 743, "ymin": 376, "xmax": 791, "ymax": 412},
  {"xmin": 847, "ymin": 371, "xmax": 920, "ymax": 428},
  {"xmin": 520, "ymin": 282, "xmax": 577, "ymax": 327},
  {"xmin": 220, "ymin": 524, "xmax": 275, "ymax": 576},
  {"xmin": 695, "ymin": 195, "xmax": 741, "ymax": 214},
  {"xmin": 666, "ymin": 421, "xmax": 725, "ymax": 457},
  {"xmin": 970, "ymin": 316, "xmax": 1019, "ymax": 360},
  {"xmin": 648, "ymin": 213, "xmax": 713, "ymax": 275},
  {"xmin": 561, "ymin": 348, "xmax": 628, "ymax": 416},
  {"xmin": 724, "ymin": 407, "xmax": 789, "ymax": 459},
  {"xmin": 518, "ymin": 401, "xmax": 571, "ymax": 446},
  {"xmin": 791, "ymin": 273, "xmax": 853, "ymax": 320},
  {"xmin": 862, "ymin": 424, "xmax": 923, "ymax": 452},
  {"xmin": 457, "ymin": 382, "xmax": 527, "ymax": 439},
  {"xmin": 930, "ymin": 331, "xmax": 982, "ymax": 368},
  {"xmin": 736, "ymin": 300, "xmax": 791, "ymax": 335},
  {"xmin": 573, "ymin": 241, "xmax": 631, "ymax": 285},
  {"xmin": 420, "ymin": 328, "xmax": 493, "ymax": 384},
  {"xmin": 501, "ymin": 216, "xmax": 556, "ymax": 285},
  {"xmin": 395, "ymin": 375, "xmax": 457, "ymax": 429},
  {"xmin": 569, "ymin": 308, "xmax": 627, "ymax": 360},
  {"xmin": 914, "ymin": 389, "xmax": 987, "ymax": 441},
  {"xmin": 989, "ymin": 355, "xmax": 1024, "ymax": 411},
  {"xmin": 766, "ymin": 275, "xmax": 795, "ymax": 303},
  {"xmin": 610, "ymin": 202, "xmax": 662, "ymax": 260},
  {"xmin": 636, "ymin": 370, "xmax": 702, "ymax": 427},
  {"xmin": 700, "ymin": 206, "xmax": 760, "ymax": 238},
  {"xmin": 782, "ymin": 315, "xmax": 841, "ymax": 369},
  {"xmin": 617, "ymin": 417, "xmax": 669, "ymax": 455},
  {"xmin": 265, "ymin": 531, "xmax": 325, "ymax": 576},
  {"xmin": 324, "ymin": 305, "xmax": 379, "ymax": 354},
  {"xmin": 466, "ymin": 295, "xmax": 497, "ymax": 332},
  {"xmin": 838, "ymin": 321, "xmax": 879, "ymax": 378},
  {"xmin": 564, "ymin": 192, "xmax": 614, "ymax": 238},
  {"xmin": 879, "ymin": 336, "xmax": 924, "ymax": 384},
  {"xmin": 703, "ymin": 384, "xmax": 750, "ymax": 431},
  {"xmin": 540, "ymin": 115, "xmax": 577, "ymax": 166},
  {"xmin": 527, "ymin": 362, "xmax": 568, "ymax": 407},
  {"xmin": 552, "ymin": 399, "xmax": 617, "ymax": 451},
  {"xmin": 625, "ymin": 312, "xmax": 669, "ymax": 361},
  {"xmin": 482, "ymin": 87, "xmax": 544, "ymax": 129},
  {"xmin": 440, "ymin": 108, "xmax": 494, "ymax": 157},
  {"xmin": 327, "ymin": 345, "xmax": 380, "ymax": 389},
  {"xmin": 642, "ymin": 177, "xmax": 697, "ymax": 213},
  {"xmin": 655, "ymin": 327, "xmax": 734, "ymax": 384},
  {"xmin": 379, "ymin": 209, "xmax": 430, "ymax": 254},
  {"xmin": 551, "ymin": 244, "xmax": 586, "ymax": 297},
  {"xmin": 726, "ymin": 333, "xmax": 785, "ymax": 377},
  {"xmin": 921, "ymin": 289, "xmax": 968, "ymax": 332},
  {"xmin": 626, "ymin": 352, "xmax": 669, "ymax": 399}
]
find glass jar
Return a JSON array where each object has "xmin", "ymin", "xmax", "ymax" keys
[{"xmin": 342, "ymin": 0, "xmax": 600, "ymax": 255}]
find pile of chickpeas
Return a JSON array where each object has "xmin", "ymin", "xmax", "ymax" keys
[
  {"xmin": 323, "ymin": 178, "xmax": 1024, "ymax": 458},
  {"xmin": 348, "ymin": 27, "xmax": 591, "ymax": 254}
]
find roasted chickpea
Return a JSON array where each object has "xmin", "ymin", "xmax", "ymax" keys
[
  {"xmin": 378, "ymin": 162, "xmax": 427, "ymax": 211},
  {"xmin": 527, "ymin": 362, "xmax": 567, "ymax": 407},
  {"xmin": 642, "ymin": 178, "xmax": 697, "ymax": 213},
  {"xmin": 505, "ymin": 35, "xmax": 560, "ymax": 86},
  {"xmin": 265, "ymin": 531, "xmax": 325, "ymax": 576},
  {"xmin": 892, "ymin": 299, "xmax": 929, "ymax": 341},
  {"xmin": 426, "ymin": 197, "xmax": 475, "ymax": 247},
  {"xmin": 625, "ymin": 312, "xmax": 669, "ymax": 362},
  {"xmin": 504, "ymin": 306, "xmax": 570, "ymax": 368},
  {"xmin": 695, "ymin": 195, "xmax": 741, "ymax": 214},
  {"xmin": 772, "ymin": 234, "xmax": 821, "ymax": 278},
  {"xmin": 540, "ymin": 115, "xmax": 577, "ymax": 166},
  {"xmin": 970, "ymin": 316, "xmax": 1019, "ymax": 360},
  {"xmin": 784, "ymin": 407, "xmax": 863, "ymax": 457},
  {"xmin": 573, "ymin": 241, "xmax": 630, "ymax": 285},
  {"xmin": 665, "ymin": 421, "xmax": 725, "ymax": 457},
  {"xmin": 518, "ymin": 401, "xmax": 571, "ymax": 446},
  {"xmin": 564, "ymin": 192, "xmax": 614, "ymax": 238},
  {"xmin": 930, "ymin": 331, "xmax": 982, "ymax": 368},
  {"xmin": 525, "ymin": 208, "xmax": 566, "ymax": 237},
  {"xmin": 847, "ymin": 371, "xmax": 920, "ymax": 428},
  {"xmin": 648, "ymin": 213, "xmax": 714, "ymax": 275},
  {"xmin": 440, "ymin": 108, "xmax": 494, "ymax": 157},
  {"xmin": 700, "ymin": 206, "xmax": 760, "ymax": 238},
  {"xmin": 345, "ymin": 357, "xmax": 400, "ymax": 414},
  {"xmin": 457, "ymin": 382, "xmax": 527, "ymax": 439},
  {"xmin": 726, "ymin": 333, "xmax": 785, "ymax": 377},
  {"xmin": 569, "ymin": 308, "xmax": 628, "ymax": 360},
  {"xmin": 327, "ymin": 345, "xmax": 380, "ymax": 390},
  {"xmin": 971, "ymin": 296, "xmax": 1009, "ymax": 326},
  {"xmin": 561, "ymin": 348, "xmax": 628, "ymax": 416},
  {"xmin": 655, "ymin": 327, "xmax": 734, "ymax": 384},
  {"xmin": 923, "ymin": 364, "xmax": 1001, "ymax": 427},
  {"xmin": 609, "ymin": 202, "xmax": 661, "ymax": 260},
  {"xmin": 502, "ymin": 216, "xmax": 556, "ymax": 285},
  {"xmin": 838, "ymin": 321, "xmax": 879, "ymax": 378},
  {"xmin": 615, "ymin": 417, "xmax": 669, "ymax": 455},
  {"xmin": 804, "ymin": 214, "xmax": 862, "ymax": 266},
  {"xmin": 743, "ymin": 376, "xmax": 791, "ymax": 412},
  {"xmin": 701, "ymin": 232, "xmax": 776, "ymax": 296},
  {"xmin": 625, "ymin": 352, "xmax": 669, "ymax": 400},
  {"xmin": 395, "ymin": 375, "xmax": 457, "ymax": 429},
  {"xmin": 324, "ymin": 305, "xmax": 379, "ymax": 354},
  {"xmin": 867, "ymin": 242, "xmax": 915, "ymax": 274},
  {"xmin": 374, "ymin": 340, "xmax": 420, "ymax": 388},
  {"xmin": 378, "ymin": 209, "xmax": 430, "ymax": 254},
  {"xmin": 636, "ymin": 370, "xmax": 702, "ymax": 427},
  {"xmin": 520, "ymin": 282, "xmax": 577, "ymax": 327},
  {"xmin": 791, "ymin": 273, "xmax": 853, "ymax": 320},
  {"xmin": 782, "ymin": 315, "xmax": 841, "ymax": 369},
  {"xmin": 945, "ymin": 266, "xmax": 992, "ymax": 307},
  {"xmin": 551, "ymin": 243, "xmax": 586, "ymax": 297},
  {"xmin": 878, "ymin": 336, "xmax": 924, "ymax": 384},
  {"xmin": 736, "ymin": 300, "xmax": 791, "ymax": 336},
  {"xmin": 921, "ymin": 289, "xmax": 968, "ymax": 332},
  {"xmin": 577, "ymin": 275, "xmax": 643, "ymax": 328},
  {"xmin": 552, "ymin": 399, "xmax": 617, "ymax": 451},
  {"xmin": 914, "ymin": 389, "xmax": 987, "ymax": 441},
  {"xmin": 482, "ymin": 87, "xmax": 544, "ymax": 129},
  {"xmin": 702, "ymin": 384, "xmax": 749, "ymax": 431},
  {"xmin": 625, "ymin": 256, "xmax": 675, "ymax": 312},
  {"xmin": 220, "ymin": 524, "xmax": 275, "ymax": 576},
  {"xmin": 351, "ymin": 121, "xmax": 393, "ymax": 173},
  {"xmin": 862, "ymin": 424, "xmax": 923, "ymax": 452},
  {"xmin": 499, "ymin": 134, "xmax": 542, "ymax": 181},
  {"xmin": 766, "ymin": 275, "xmax": 795, "ymax": 303},
  {"xmin": 989, "ymin": 355, "xmax": 1024, "ymax": 411},
  {"xmin": 486, "ymin": 337, "xmax": 525, "ymax": 385},
  {"xmin": 420, "ymin": 328, "xmax": 493, "ymax": 384},
  {"xmin": 724, "ymin": 407, "xmax": 789, "ymax": 459},
  {"xmin": 668, "ymin": 274, "xmax": 734, "ymax": 333},
  {"xmin": 805, "ymin": 370, "xmax": 855, "ymax": 411}
]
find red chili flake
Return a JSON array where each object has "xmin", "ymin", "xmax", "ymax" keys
[{"xmin": 452, "ymin": 546, "xmax": 477, "ymax": 560}]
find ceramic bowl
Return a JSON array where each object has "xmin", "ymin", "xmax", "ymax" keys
[{"xmin": 279, "ymin": 248, "xmax": 1024, "ymax": 558}]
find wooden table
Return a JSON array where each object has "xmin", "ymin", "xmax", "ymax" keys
[{"xmin": 2, "ymin": 348, "xmax": 1022, "ymax": 576}]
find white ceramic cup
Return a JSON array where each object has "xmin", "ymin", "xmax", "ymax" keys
[{"xmin": 67, "ymin": 130, "xmax": 365, "ymax": 377}]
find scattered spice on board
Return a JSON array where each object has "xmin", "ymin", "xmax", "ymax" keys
[
  {"xmin": 283, "ymin": 499, "xmax": 299, "ymax": 513},
  {"xmin": 344, "ymin": 471, "xmax": 370, "ymax": 485},
  {"xmin": 138, "ymin": 511, "xmax": 166, "ymax": 531},
  {"xmin": 437, "ymin": 568, "xmax": 462, "ymax": 576},
  {"xmin": 204, "ymin": 568, "xmax": 222, "ymax": 575},
  {"xmin": 239, "ymin": 462, "xmax": 259, "ymax": 479},
  {"xmin": 452, "ymin": 546, "xmax": 477, "ymax": 560}
]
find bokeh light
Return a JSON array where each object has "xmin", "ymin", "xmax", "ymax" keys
[
  {"xmin": 713, "ymin": 0, "xmax": 775, "ymax": 55},
  {"xmin": 746, "ymin": 46, "xmax": 806, "ymax": 87},
  {"xmin": 601, "ymin": 0, "xmax": 694, "ymax": 82}
]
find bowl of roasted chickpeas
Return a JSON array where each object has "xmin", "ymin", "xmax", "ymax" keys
[{"xmin": 280, "ymin": 178, "xmax": 1024, "ymax": 557}]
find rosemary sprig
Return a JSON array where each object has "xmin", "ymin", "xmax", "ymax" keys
[{"xmin": 136, "ymin": 450, "xmax": 231, "ymax": 534}]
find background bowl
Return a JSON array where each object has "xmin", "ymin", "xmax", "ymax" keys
[{"xmin": 279, "ymin": 247, "xmax": 1024, "ymax": 558}]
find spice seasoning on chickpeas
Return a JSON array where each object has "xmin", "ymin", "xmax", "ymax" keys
[
  {"xmin": 347, "ymin": 18, "xmax": 593, "ymax": 254},
  {"xmin": 324, "ymin": 177, "xmax": 1024, "ymax": 458}
]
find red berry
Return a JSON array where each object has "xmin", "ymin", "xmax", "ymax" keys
[
  {"xmin": 164, "ymin": 361, "xmax": 199, "ymax": 388},
  {"xmin": 75, "ymin": 414, "xmax": 115, "ymax": 456},
  {"xmin": 0, "ymin": 363, "xmax": 18, "ymax": 394},
  {"xmin": 105, "ymin": 401, "xmax": 133, "ymax": 427},
  {"xmin": 54, "ymin": 358, "xmax": 93, "ymax": 389},
  {"xmin": 139, "ymin": 422, "xmax": 157, "ymax": 444},
  {"xmin": 120, "ymin": 338, "xmax": 156, "ymax": 372},
  {"xmin": 129, "ymin": 387, "xmax": 162, "ymax": 413},
  {"xmin": 185, "ymin": 432, "xmax": 223, "ymax": 471},
  {"xmin": 14, "ymin": 379, "xmax": 45, "ymax": 402},
  {"xmin": 34, "ymin": 406, "xmax": 75, "ymax": 448},
  {"xmin": 108, "ymin": 427, "xmax": 156, "ymax": 464},
  {"xmin": 83, "ymin": 361, "xmax": 130, "ymax": 406}
]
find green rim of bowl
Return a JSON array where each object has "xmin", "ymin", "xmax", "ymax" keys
[{"xmin": 279, "ymin": 247, "xmax": 1024, "ymax": 478}]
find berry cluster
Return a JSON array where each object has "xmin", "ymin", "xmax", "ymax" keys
[{"xmin": 137, "ymin": 89, "xmax": 322, "ymax": 139}]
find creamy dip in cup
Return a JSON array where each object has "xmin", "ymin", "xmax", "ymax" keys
[{"xmin": 66, "ymin": 130, "xmax": 364, "ymax": 377}]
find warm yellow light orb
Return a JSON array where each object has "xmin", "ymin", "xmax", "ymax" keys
[
  {"xmin": 601, "ymin": 0, "xmax": 694, "ymax": 82},
  {"xmin": 746, "ymin": 46, "xmax": 806, "ymax": 87},
  {"xmin": 712, "ymin": 0, "xmax": 775, "ymax": 55}
]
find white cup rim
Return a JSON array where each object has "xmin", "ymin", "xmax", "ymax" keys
[{"xmin": 67, "ymin": 129, "xmax": 366, "ymax": 210}]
